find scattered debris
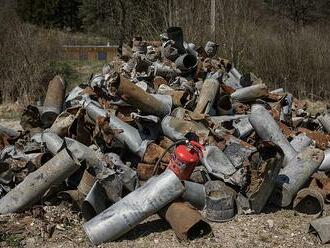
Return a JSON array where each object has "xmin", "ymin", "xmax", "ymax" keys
[{"xmin": 1, "ymin": 26, "xmax": 330, "ymax": 245}]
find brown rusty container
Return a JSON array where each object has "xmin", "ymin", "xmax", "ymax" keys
[
  {"xmin": 205, "ymin": 180, "xmax": 237, "ymax": 222},
  {"xmin": 41, "ymin": 75, "xmax": 66, "ymax": 127}
]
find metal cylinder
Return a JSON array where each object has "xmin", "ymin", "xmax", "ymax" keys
[
  {"xmin": 166, "ymin": 27, "xmax": 185, "ymax": 53},
  {"xmin": 117, "ymin": 76, "xmax": 171, "ymax": 117},
  {"xmin": 182, "ymin": 181, "xmax": 206, "ymax": 210},
  {"xmin": 319, "ymin": 149, "xmax": 330, "ymax": 171},
  {"xmin": 194, "ymin": 79, "xmax": 219, "ymax": 114},
  {"xmin": 201, "ymin": 145, "xmax": 241, "ymax": 186},
  {"xmin": 160, "ymin": 201, "xmax": 212, "ymax": 240},
  {"xmin": 271, "ymin": 147, "xmax": 324, "ymax": 207},
  {"xmin": 293, "ymin": 187, "xmax": 324, "ymax": 217},
  {"xmin": 318, "ymin": 112, "xmax": 330, "ymax": 133},
  {"xmin": 152, "ymin": 62, "xmax": 180, "ymax": 79},
  {"xmin": 83, "ymin": 170, "xmax": 185, "ymax": 245},
  {"xmin": 175, "ymin": 54, "xmax": 197, "ymax": 72},
  {"xmin": 249, "ymin": 104, "xmax": 298, "ymax": 164},
  {"xmin": 0, "ymin": 148, "xmax": 80, "ymax": 214},
  {"xmin": 41, "ymin": 75, "xmax": 66, "ymax": 127},
  {"xmin": 0, "ymin": 124, "xmax": 20, "ymax": 139},
  {"xmin": 85, "ymin": 101, "xmax": 144, "ymax": 156},
  {"xmin": 41, "ymin": 130, "xmax": 64, "ymax": 154},
  {"xmin": 82, "ymin": 181, "xmax": 110, "ymax": 221},
  {"xmin": 205, "ymin": 180, "xmax": 236, "ymax": 222},
  {"xmin": 49, "ymin": 112, "xmax": 75, "ymax": 137},
  {"xmin": 161, "ymin": 116, "xmax": 209, "ymax": 141},
  {"xmin": 290, "ymin": 133, "xmax": 312, "ymax": 153},
  {"xmin": 231, "ymin": 84, "xmax": 268, "ymax": 102},
  {"xmin": 204, "ymin": 41, "xmax": 218, "ymax": 58},
  {"xmin": 280, "ymin": 94, "xmax": 293, "ymax": 124},
  {"xmin": 215, "ymin": 94, "xmax": 234, "ymax": 116},
  {"xmin": 309, "ymin": 216, "xmax": 330, "ymax": 244}
]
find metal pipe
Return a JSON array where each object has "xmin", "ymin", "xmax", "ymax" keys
[
  {"xmin": 242, "ymin": 149, "xmax": 283, "ymax": 214},
  {"xmin": 194, "ymin": 79, "xmax": 219, "ymax": 114},
  {"xmin": 201, "ymin": 145, "xmax": 243, "ymax": 187},
  {"xmin": 309, "ymin": 216, "xmax": 330, "ymax": 244},
  {"xmin": 205, "ymin": 180, "xmax": 236, "ymax": 222},
  {"xmin": 182, "ymin": 181, "xmax": 206, "ymax": 210},
  {"xmin": 82, "ymin": 181, "xmax": 111, "ymax": 221},
  {"xmin": 159, "ymin": 201, "xmax": 212, "ymax": 240},
  {"xmin": 319, "ymin": 149, "xmax": 330, "ymax": 171},
  {"xmin": 280, "ymin": 93, "xmax": 293, "ymax": 124},
  {"xmin": 290, "ymin": 133, "xmax": 312, "ymax": 153},
  {"xmin": 175, "ymin": 54, "xmax": 197, "ymax": 73},
  {"xmin": 41, "ymin": 130, "xmax": 64, "ymax": 154},
  {"xmin": 318, "ymin": 111, "xmax": 330, "ymax": 133},
  {"xmin": 85, "ymin": 101, "xmax": 144, "ymax": 156},
  {"xmin": 293, "ymin": 187, "xmax": 324, "ymax": 217},
  {"xmin": 49, "ymin": 112, "xmax": 76, "ymax": 137},
  {"xmin": 41, "ymin": 75, "xmax": 66, "ymax": 127},
  {"xmin": 166, "ymin": 27, "xmax": 185, "ymax": 54},
  {"xmin": 0, "ymin": 148, "xmax": 80, "ymax": 214},
  {"xmin": 231, "ymin": 84, "xmax": 268, "ymax": 102},
  {"xmin": 0, "ymin": 124, "xmax": 20, "ymax": 139},
  {"xmin": 249, "ymin": 104, "xmax": 298, "ymax": 164},
  {"xmin": 271, "ymin": 147, "xmax": 324, "ymax": 207},
  {"xmin": 116, "ymin": 76, "xmax": 171, "ymax": 117},
  {"xmin": 161, "ymin": 116, "xmax": 209, "ymax": 141},
  {"xmin": 83, "ymin": 170, "xmax": 185, "ymax": 245}
]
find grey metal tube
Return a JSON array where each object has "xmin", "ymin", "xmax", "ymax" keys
[
  {"xmin": 231, "ymin": 84, "xmax": 268, "ymax": 102},
  {"xmin": 309, "ymin": 216, "xmax": 330, "ymax": 244},
  {"xmin": 82, "ymin": 181, "xmax": 110, "ymax": 221},
  {"xmin": 293, "ymin": 187, "xmax": 324, "ymax": 217},
  {"xmin": 161, "ymin": 115, "xmax": 209, "ymax": 141},
  {"xmin": 0, "ymin": 148, "xmax": 80, "ymax": 214},
  {"xmin": 201, "ymin": 145, "xmax": 244, "ymax": 187},
  {"xmin": 0, "ymin": 124, "xmax": 20, "ymax": 138},
  {"xmin": 318, "ymin": 112, "xmax": 330, "ymax": 133},
  {"xmin": 175, "ymin": 54, "xmax": 197, "ymax": 72},
  {"xmin": 83, "ymin": 170, "xmax": 185, "ymax": 245},
  {"xmin": 271, "ymin": 147, "xmax": 324, "ymax": 207},
  {"xmin": 41, "ymin": 75, "xmax": 66, "ymax": 127},
  {"xmin": 290, "ymin": 133, "xmax": 312, "ymax": 153},
  {"xmin": 194, "ymin": 79, "xmax": 219, "ymax": 114},
  {"xmin": 41, "ymin": 130, "xmax": 64, "ymax": 154},
  {"xmin": 249, "ymin": 104, "xmax": 297, "ymax": 164},
  {"xmin": 182, "ymin": 181, "xmax": 206, "ymax": 210},
  {"xmin": 319, "ymin": 149, "xmax": 330, "ymax": 171},
  {"xmin": 85, "ymin": 101, "xmax": 144, "ymax": 156}
]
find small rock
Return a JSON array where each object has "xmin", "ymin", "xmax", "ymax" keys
[{"xmin": 267, "ymin": 219, "xmax": 274, "ymax": 229}]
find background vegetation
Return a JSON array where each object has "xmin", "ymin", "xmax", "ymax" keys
[{"xmin": 1, "ymin": 0, "xmax": 329, "ymax": 104}]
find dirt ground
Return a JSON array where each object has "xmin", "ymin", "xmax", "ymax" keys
[
  {"xmin": 0, "ymin": 204, "xmax": 329, "ymax": 248},
  {"xmin": 0, "ymin": 120, "xmax": 329, "ymax": 248}
]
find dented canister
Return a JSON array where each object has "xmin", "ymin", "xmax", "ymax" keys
[
  {"xmin": 249, "ymin": 104, "xmax": 297, "ymax": 164},
  {"xmin": 271, "ymin": 147, "xmax": 324, "ymax": 207},
  {"xmin": 0, "ymin": 148, "xmax": 80, "ymax": 214},
  {"xmin": 194, "ymin": 79, "xmax": 219, "ymax": 114},
  {"xmin": 231, "ymin": 84, "xmax": 268, "ymax": 102},
  {"xmin": 159, "ymin": 201, "xmax": 211, "ymax": 240},
  {"xmin": 83, "ymin": 170, "xmax": 185, "ymax": 245},
  {"xmin": 41, "ymin": 75, "xmax": 66, "ymax": 127}
]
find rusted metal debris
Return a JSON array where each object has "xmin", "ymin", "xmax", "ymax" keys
[{"xmin": 1, "ymin": 27, "xmax": 330, "ymax": 245}]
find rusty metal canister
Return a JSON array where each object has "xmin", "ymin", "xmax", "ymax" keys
[
  {"xmin": 41, "ymin": 75, "xmax": 66, "ymax": 127},
  {"xmin": 204, "ymin": 180, "xmax": 236, "ymax": 222},
  {"xmin": 159, "ymin": 201, "xmax": 212, "ymax": 240}
]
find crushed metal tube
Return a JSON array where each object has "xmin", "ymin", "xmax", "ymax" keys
[{"xmin": 2, "ymin": 26, "xmax": 330, "ymax": 246}]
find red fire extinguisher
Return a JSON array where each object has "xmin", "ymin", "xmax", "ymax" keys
[
  {"xmin": 167, "ymin": 139, "xmax": 205, "ymax": 180},
  {"xmin": 153, "ymin": 132, "xmax": 205, "ymax": 180}
]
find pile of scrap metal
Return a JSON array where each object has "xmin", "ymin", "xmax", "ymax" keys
[{"xmin": 0, "ymin": 27, "xmax": 330, "ymax": 245}]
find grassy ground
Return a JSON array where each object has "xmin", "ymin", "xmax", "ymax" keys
[{"xmin": 51, "ymin": 59, "xmax": 106, "ymax": 92}]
